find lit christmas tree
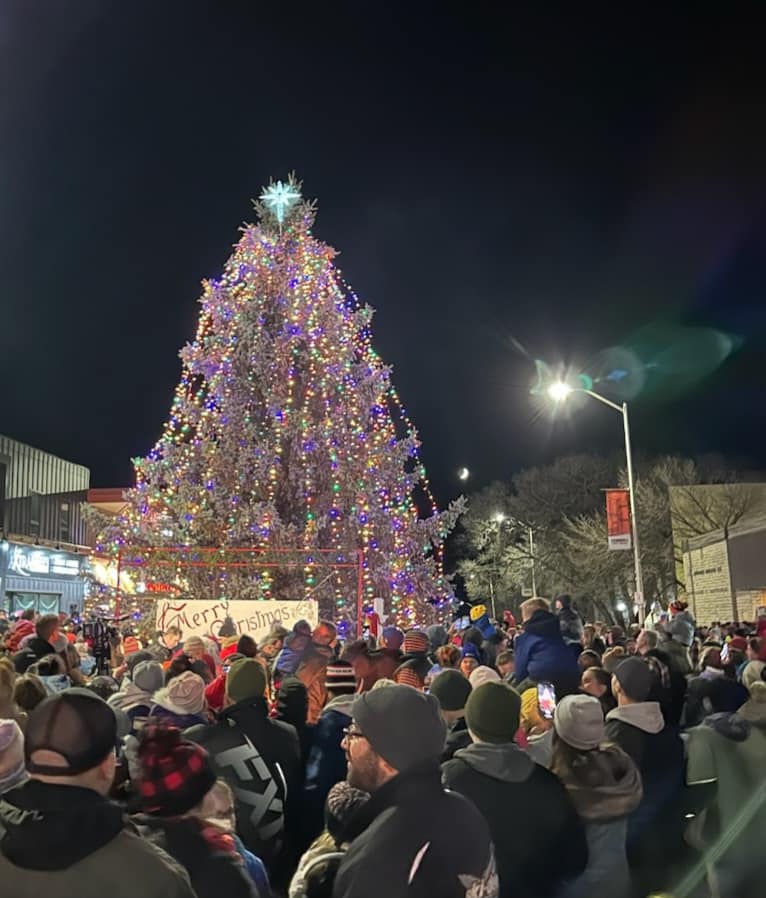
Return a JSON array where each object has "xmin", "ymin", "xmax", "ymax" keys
[{"xmin": 94, "ymin": 176, "xmax": 460, "ymax": 627}]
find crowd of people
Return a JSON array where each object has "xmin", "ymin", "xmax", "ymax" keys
[{"xmin": 0, "ymin": 596, "xmax": 764, "ymax": 898}]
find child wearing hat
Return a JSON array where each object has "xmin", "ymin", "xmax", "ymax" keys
[
  {"xmin": 289, "ymin": 781, "xmax": 370, "ymax": 898},
  {"xmin": 135, "ymin": 724, "xmax": 255, "ymax": 898}
]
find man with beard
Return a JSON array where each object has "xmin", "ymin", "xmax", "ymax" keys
[{"xmin": 332, "ymin": 684, "xmax": 498, "ymax": 898}]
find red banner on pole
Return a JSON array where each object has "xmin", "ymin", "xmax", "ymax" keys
[{"xmin": 605, "ymin": 489, "xmax": 632, "ymax": 550}]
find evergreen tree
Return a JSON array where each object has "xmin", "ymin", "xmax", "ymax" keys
[{"xmin": 95, "ymin": 177, "xmax": 459, "ymax": 627}]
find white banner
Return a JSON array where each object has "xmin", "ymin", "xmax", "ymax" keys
[{"xmin": 155, "ymin": 598, "xmax": 318, "ymax": 642}]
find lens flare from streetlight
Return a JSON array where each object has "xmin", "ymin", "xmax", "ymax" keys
[
  {"xmin": 457, "ymin": 467, "xmax": 470, "ymax": 481},
  {"xmin": 548, "ymin": 382, "xmax": 573, "ymax": 402}
]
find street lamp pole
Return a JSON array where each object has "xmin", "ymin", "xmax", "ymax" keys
[
  {"xmin": 528, "ymin": 526, "xmax": 537, "ymax": 596},
  {"xmin": 620, "ymin": 400, "xmax": 645, "ymax": 626},
  {"xmin": 549, "ymin": 385, "xmax": 645, "ymax": 625}
]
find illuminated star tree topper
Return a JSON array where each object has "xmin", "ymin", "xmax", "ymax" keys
[{"xmin": 257, "ymin": 173, "xmax": 304, "ymax": 229}]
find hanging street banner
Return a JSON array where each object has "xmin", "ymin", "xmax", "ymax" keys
[
  {"xmin": 605, "ymin": 489, "xmax": 632, "ymax": 551},
  {"xmin": 155, "ymin": 598, "xmax": 318, "ymax": 641}
]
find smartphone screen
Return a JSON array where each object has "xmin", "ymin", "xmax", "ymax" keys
[{"xmin": 537, "ymin": 681, "xmax": 556, "ymax": 720}]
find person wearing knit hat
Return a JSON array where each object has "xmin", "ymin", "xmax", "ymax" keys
[
  {"xmin": 553, "ymin": 694, "xmax": 605, "ymax": 750},
  {"xmin": 224, "ymin": 658, "xmax": 267, "ymax": 704},
  {"xmin": 185, "ymin": 654, "xmax": 302, "ymax": 875},
  {"xmin": 150, "ymin": 671, "xmax": 208, "ymax": 729},
  {"xmin": 136, "ymin": 724, "xmax": 256, "ymax": 898},
  {"xmin": 430, "ymin": 669, "xmax": 473, "ymax": 761},
  {"xmin": 550, "ymin": 696, "xmax": 642, "ymax": 898},
  {"xmin": 335, "ymin": 684, "xmax": 497, "ymax": 898},
  {"xmin": 302, "ymin": 659, "xmax": 358, "ymax": 844},
  {"xmin": 400, "ymin": 629, "xmax": 430, "ymax": 658},
  {"xmin": 460, "ymin": 642, "xmax": 481, "ymax": 678},
  {"xmin": 138, "ymin": 724, "xmax": 216, "ymax": 817},
  {"xmin": 606, "ymin": 658, "xmax": 685, "ymax": 895},
  {"xmin": 0, "ymin": 692, "xmax": 197, "ymax": 898},
  {"xmin": 109, "ymin": 659, "xmax": 165, "ymax": 735},
  {"xmin": 469, "ymin": 665, "xmax": 501, "ymax": 689},
  {"xmin": 325, "ymin": 660, "xmax": 357, "ymax": 693},
  {"xmin": 217, "ymin": 617, "xmax": 240, "ymax": 662},
  {"xmin": 392, "ymin": 655, "xmax": 431, "ymax": 690},
  {"xmin": 443, "ymin": 682, "xmax": 588, "ymax": 898},
  {"xmin": 0, "ymin": 719, "xmax": 26, "ymax": 793},
  {"xmin": 290, "ymin": 782, "xmax": 370, "ymax": 898},
  {"xmin": 431, "ymin": 668, "xmax": 472, "ymax": 713}
]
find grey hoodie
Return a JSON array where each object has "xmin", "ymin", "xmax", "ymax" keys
[
  {"xmin": 453, "ymin": 740, "xmax": 535, "ymax": 782},
  {"xmin": 320, "ymin": 693, "xmax": 355, "ymax": 717},
  {"xmin": 606, "ymin": 701, "xmax": 664, "ymax": 734}
]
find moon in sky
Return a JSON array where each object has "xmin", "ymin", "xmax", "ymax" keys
[{"xmin": 457, "ymin": 467, "xmax": 470, "ymax": 481}]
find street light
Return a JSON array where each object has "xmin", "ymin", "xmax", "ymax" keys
[
  {"xmin": 547, "ymin": 382, "xmax": 573, "ymax": 402},
  {"xmin": 548, "ymin": 381, "xmax": 645, "ymax": 625},
  {"xmin": 491, "ymin": 512, "xmax": 537, "ymax": 601}
]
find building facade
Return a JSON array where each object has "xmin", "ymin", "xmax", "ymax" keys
[
  {"xmin": 682, "ymin": 519, "xmax": 766, "ymax": 624},
  {"xmin": 0, "ymin": 435, "xmax": 90, "ymax": 616}
]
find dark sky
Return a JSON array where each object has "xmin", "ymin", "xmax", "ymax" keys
[{"xmin": 1, "ymin": 3, "xmax": 764, "ymax": 503}]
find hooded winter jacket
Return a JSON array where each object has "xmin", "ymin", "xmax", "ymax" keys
[
  {"xmin": 605, "ymin": 702, "xmax": 685, "ymax": 889},
  {"xmin": 442, "ymin": 741, "xmax": 587, "ymax": 898},
  {"xmin": 302, "ymin": 693, "xmax": 354, "ymax": 843},
  {"xmin": 513, "ymin": 610, "xmax": 580, "ymax": 693},
  {"xmin": 0, "ymin": 780, "xmax": 194, "ymax": 898},
  {"xmin": 333, "ymin": 763, "xmax": 498, "ymax": 898},
  {"xmin": 185, "ymin": 695, "xmax": 301, "ymax": 877},
  {"xmin": 553, "ymin": 745, "xmax": 642, "ymax": 898},
  {"xmin": 686, "ymin": 712, "xmax": 766, "ymax": 894}
]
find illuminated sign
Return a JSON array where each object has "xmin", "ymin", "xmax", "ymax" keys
[
  {"xmin": 145, "ymin": 582, "xmax": 181, "ymax": 595},
  {"xmin": 8, "ymin": 545, "xmax": 82, "ymax": 578}
]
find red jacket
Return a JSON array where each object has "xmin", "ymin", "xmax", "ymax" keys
[
  {"xmin": 220, "ymin": 642, "xmax": 239, "ymax": 662},
  {"xmin": 205, "ymin": 674, "xmax": 227, "ymax": 712},
  {"xmin": 6, "ymin": 620, "xmax": 34, "ymax": 653}
]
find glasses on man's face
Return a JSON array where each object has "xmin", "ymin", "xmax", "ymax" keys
[{"xmin": 342, "ymin": 727, "xmax": 366, "ymax": 742}]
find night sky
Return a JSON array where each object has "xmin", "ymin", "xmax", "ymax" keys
[{"xmin": 2, "ymin": 4, "xmax": 764, "ymax": 504}]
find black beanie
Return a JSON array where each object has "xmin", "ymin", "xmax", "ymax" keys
[{"xmin": 430, "ymin": 669, "xmax": 472, "ymax": 711}]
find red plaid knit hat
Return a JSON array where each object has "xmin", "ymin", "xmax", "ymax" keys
[
  {"xmin": 138, "ymin": 723, "xmax": 216, "ymax": 816},
  {"xmin": 402, "ymin": 630, "xmax": 430, "ymax": 657}
]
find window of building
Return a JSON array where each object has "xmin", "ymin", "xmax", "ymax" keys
[
  {"xmin": 4, "ymin": 592, "xmax": 60, "ymax": 615},
  {"xmin": 59, "ymin": 501, "xmax": 70, "ymax": 542},
  {"xmin": 29, "ymin": 492, "xmax": 41, "ymax": 537}
]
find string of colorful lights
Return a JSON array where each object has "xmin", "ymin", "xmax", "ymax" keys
[{"xmin": 95, "ymin": 176, "xmax": 459, "ymax": 627}]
